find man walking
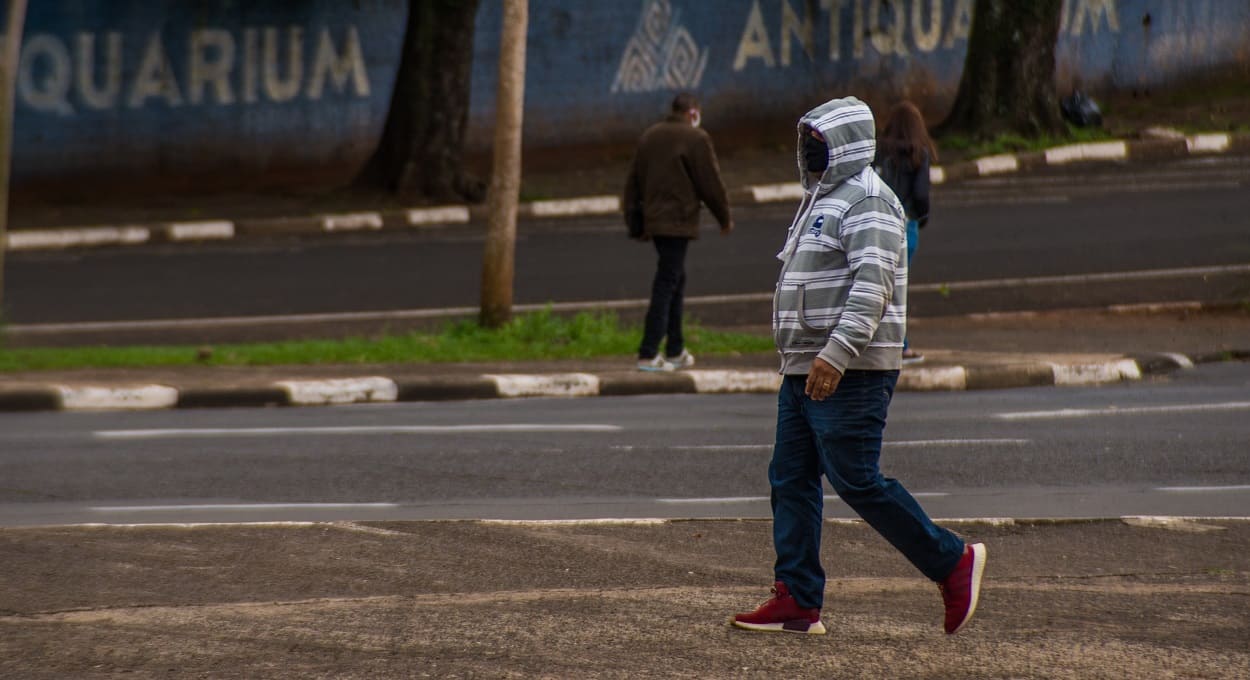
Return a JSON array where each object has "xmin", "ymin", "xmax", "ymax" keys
[
  {"xmin": 624, "ymin": 93, "xmax": 733, "ymax": 372},
  {"xmin": 732, "ymin": 96, "xmax": 985, "ymax": 635}
]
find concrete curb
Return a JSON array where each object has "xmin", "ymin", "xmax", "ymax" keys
[
  {"xmin": 3, "ymin": 350, "xmax": 1242, "ymax": 413},
  {"xmin": 6, "ymin": 131, "xmax": 1248, "ymax": 252}
]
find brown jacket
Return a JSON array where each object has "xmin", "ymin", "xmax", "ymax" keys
[{"xmin": 623, "ymin": 114, "xmax": 731, "ymax": 239}]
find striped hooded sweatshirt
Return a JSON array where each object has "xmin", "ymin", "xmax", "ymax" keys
[{"xmin": 773, "ymin": 97, "xmax": 907, "ymax": 375}]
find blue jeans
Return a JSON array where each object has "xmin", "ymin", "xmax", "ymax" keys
[
  {"xmin": 638, "ymin": 236, "xmax": 688, "ymax": 359},
  {"xmin": 770, "ymin": 372, "xmax": 963, "ymax": 609}
]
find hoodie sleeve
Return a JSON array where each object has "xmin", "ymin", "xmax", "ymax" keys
[{"xmin": 816, "ymin": 196, "xmax": 903, "ymax": 372}]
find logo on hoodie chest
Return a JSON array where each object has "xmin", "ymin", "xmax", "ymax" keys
[{"xmin": 806, "ymin": 215, "xmax": 825, "ymax": 237}]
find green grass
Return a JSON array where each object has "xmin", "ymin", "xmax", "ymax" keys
[
  {"xmin": 0, "ymin": 309, "xmax": 775, "ymax": 372},
  {"xmin": 939, "ymin": 124, "xmax": 1117, "ymax": 159}
]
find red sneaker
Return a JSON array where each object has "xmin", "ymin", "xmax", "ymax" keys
[
  {"xmin": 940, "ymin": 542, "xmax": 987, "ymax": 634},
  {"xmin": 732, "ymin": 581, "xmax": 826, "ymax": 634}
]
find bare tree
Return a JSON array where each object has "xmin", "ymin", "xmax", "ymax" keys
[
  {"xmin": 479, "ymin": 0, "xmax": 527, "ymax": 328},
  {"xmin": 938, "ymin": 0, "xmax": 1066, "ymax": 139},
  {"xmin": 355, "ymin": 0, "xmax": 485, "ymax": 203},
  {"xmin": 0, "ymin": 0, "xmax": 28, "ymax": 319}
]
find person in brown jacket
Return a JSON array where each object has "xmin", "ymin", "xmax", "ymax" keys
[{"xmin": 624, "ymin": 93, "xmax": 734, "ymax": 371}]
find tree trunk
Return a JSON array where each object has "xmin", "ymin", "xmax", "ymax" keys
[
  {"xmin": 0, "ymin": 0, "xmax": 29, "ymax": 321},
  {"xmin": 938, "ymin": 0, "xmax": 1066, "ymax": 139},
  {"xmin": 479, "ymin": 0, "xmax": 527, "ymax": 329},
  {"xmin": 355, "ymin": 0, "xmax": 484, "ymax": 203}
]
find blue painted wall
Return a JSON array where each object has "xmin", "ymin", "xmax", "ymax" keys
[
  {"xmin": 10, "ymin": 0, "xmax": 405, "ymax": 189},
  {"xmin": 6, "ymin": 0, "xmax": 1248, "ymax": 192}
]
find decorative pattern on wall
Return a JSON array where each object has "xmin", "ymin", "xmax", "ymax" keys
[{"xmin": 611, "ymin": 0, "xmax": 708, "ymax": 93}]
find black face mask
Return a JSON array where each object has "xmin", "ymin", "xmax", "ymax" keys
[{"xmin": 803, "ymin": 134, "xmax": 829, "ymax": 173}]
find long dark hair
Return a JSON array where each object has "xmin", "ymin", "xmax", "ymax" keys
[{"xmin": 878, "ymin": 101, "xmax": 938, "ymax": 167}]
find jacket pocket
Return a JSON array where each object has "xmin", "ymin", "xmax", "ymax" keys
[{"xmin": 795, "ymin": 283, "xmax": 831, "ymax": 333}]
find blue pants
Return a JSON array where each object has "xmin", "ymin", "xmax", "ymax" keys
[
  {"xmin": 770, "ymin": 372, "xmax": 963, "ymax": 609},
  {"xmin": 638, "ymin": 236, "xmax": 688, "ymax": 359}
]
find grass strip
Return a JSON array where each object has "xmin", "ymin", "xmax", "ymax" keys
[{"xmin": 0, "ymin": 310, "xmax": 775, "ymax": 372}]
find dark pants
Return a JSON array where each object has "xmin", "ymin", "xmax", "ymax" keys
[
  {"xmin": 770, "ymin": 372, "xmax": 964, "ymax": 609},
  {"xmin": 638, "ymin": 236, "xmax": 688, "ymax": 359}
]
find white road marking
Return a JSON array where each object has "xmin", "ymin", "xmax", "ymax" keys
[
  {"xmin": 90, "ymin": 503, "xmax": 399, "ymax": 513},
  {"xmin": 1155, "ymin": 485, "xmax": 1250, "ymax": 493},
  {"xmin": 911, "ymin": 263, "xmax": 1250, "ymax": 294},
  {"xmin": 657, "ymin": 493, "xmax": 949, "ymax": 504},
  {"xmin": 995, "ymin": 401, "xmax": 1250, "ymax": 420},
  {"xmin": 94, "ymin": 424, "xmax": 624, "ymax": 440},
  {"xmin": 889, "ymin": 439, "xmax": 1032, "ymax": 447},
  {"xmin": 621, "ymin": 439, "xmax": 1030, "ymax": 453}
]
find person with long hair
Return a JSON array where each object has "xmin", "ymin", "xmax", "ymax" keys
[{"xmin": 874, "ymin": 101, "xmax": 937, "ymax": 365}]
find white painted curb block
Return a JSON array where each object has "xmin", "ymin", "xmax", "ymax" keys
[
  {"xmin": 686, "ymin": 370, "xmax": 781, "ymax": 394},
  {"xmin": 57, "ymin": 385, "xmax": 179, "ymax": 411},
  {"xmin": 277, "ymin": 377, "xmax": 399, "ymax": 405},
  {"xmin": 975, "ymin": 154, "xmax": 1019, "ymax": 175},
  {"xmin": 7, "ymin": 226, "xmax": 149, "ymax": 250},
  {"xmin": 1160, "ymin": 352, "xmax": 1195, "ymax": 369},
  {"xmin": 406, "ymin": 206, "xmax": 470, "ymax": 226},
  {"xmin": 1044, "ymin": 141, "xmax": 1128, "ymax": 165},
  {"xmin": 1187, "ymin": 133, "xmax": 1230, "ymax": 154},
  {"xmin": 749, "ymin": 183, "xmax": 804, "ymax": 203},
  {"xmin": 1050, "ymin": 359, "xmax": 1142, "ymax": 386},
  {"xmin": 898, "ymin": 366, "xmax": 967, "ymax": 391},
  {"xmin": 486, "ymin": 373, "xmax": 601, "ymax": 398},
  {"xmin": 529, "ymin": 195, "xmax": 620, "ymax": 217},
  {"xmin": 166, "ymin": 221, "xmax": 235, "ymax": 241},
  {"xmin": 322, "ymin": 212, "xmax": 384, "ymax": 232}
]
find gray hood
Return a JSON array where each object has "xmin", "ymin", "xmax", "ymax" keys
[{"xmin": 796, "ymin": 96, "xmax": 877, "ymax": 194}]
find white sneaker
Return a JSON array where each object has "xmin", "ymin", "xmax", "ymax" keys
[
  {"xmin": 637, "ymin": 355, "xmax": 675, "ymax": 372},
  {"xmin": 665, "ymin": 349, "xmax": 696, "ymax": 370}
]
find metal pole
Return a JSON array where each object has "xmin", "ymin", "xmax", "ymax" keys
[
  {"xmin": 479, "ymin": 0, "xmax": 527, "ymax": 328},
  {"xmin": 0, "ymin": 0, "xmax": 27, "ymax": 319}
]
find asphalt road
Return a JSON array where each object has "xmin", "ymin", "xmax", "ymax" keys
[
  {"xmin": 5, "ymin": 155, "xmax": 1248, "ymax": 329},
  {"xmin": 3, "ymin": 362, "xmax": 1247, "ymax": 526}
]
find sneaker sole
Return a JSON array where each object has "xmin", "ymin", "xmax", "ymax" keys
[
  {"xmin": 731, "ymin": 619, "xmax": 827, "ymax": 635},
  {"xmin": 948, "ymin": 542, "xmax": 987, "ymax": 634}
]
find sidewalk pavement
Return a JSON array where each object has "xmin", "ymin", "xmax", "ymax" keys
[
  {"xmin": 2, "ymin": 518, "xmax": 1247, "ymax": 678},
  {"xmin": 2, "ymin": 305, "xmax": 1247, "ymax": 413}
]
